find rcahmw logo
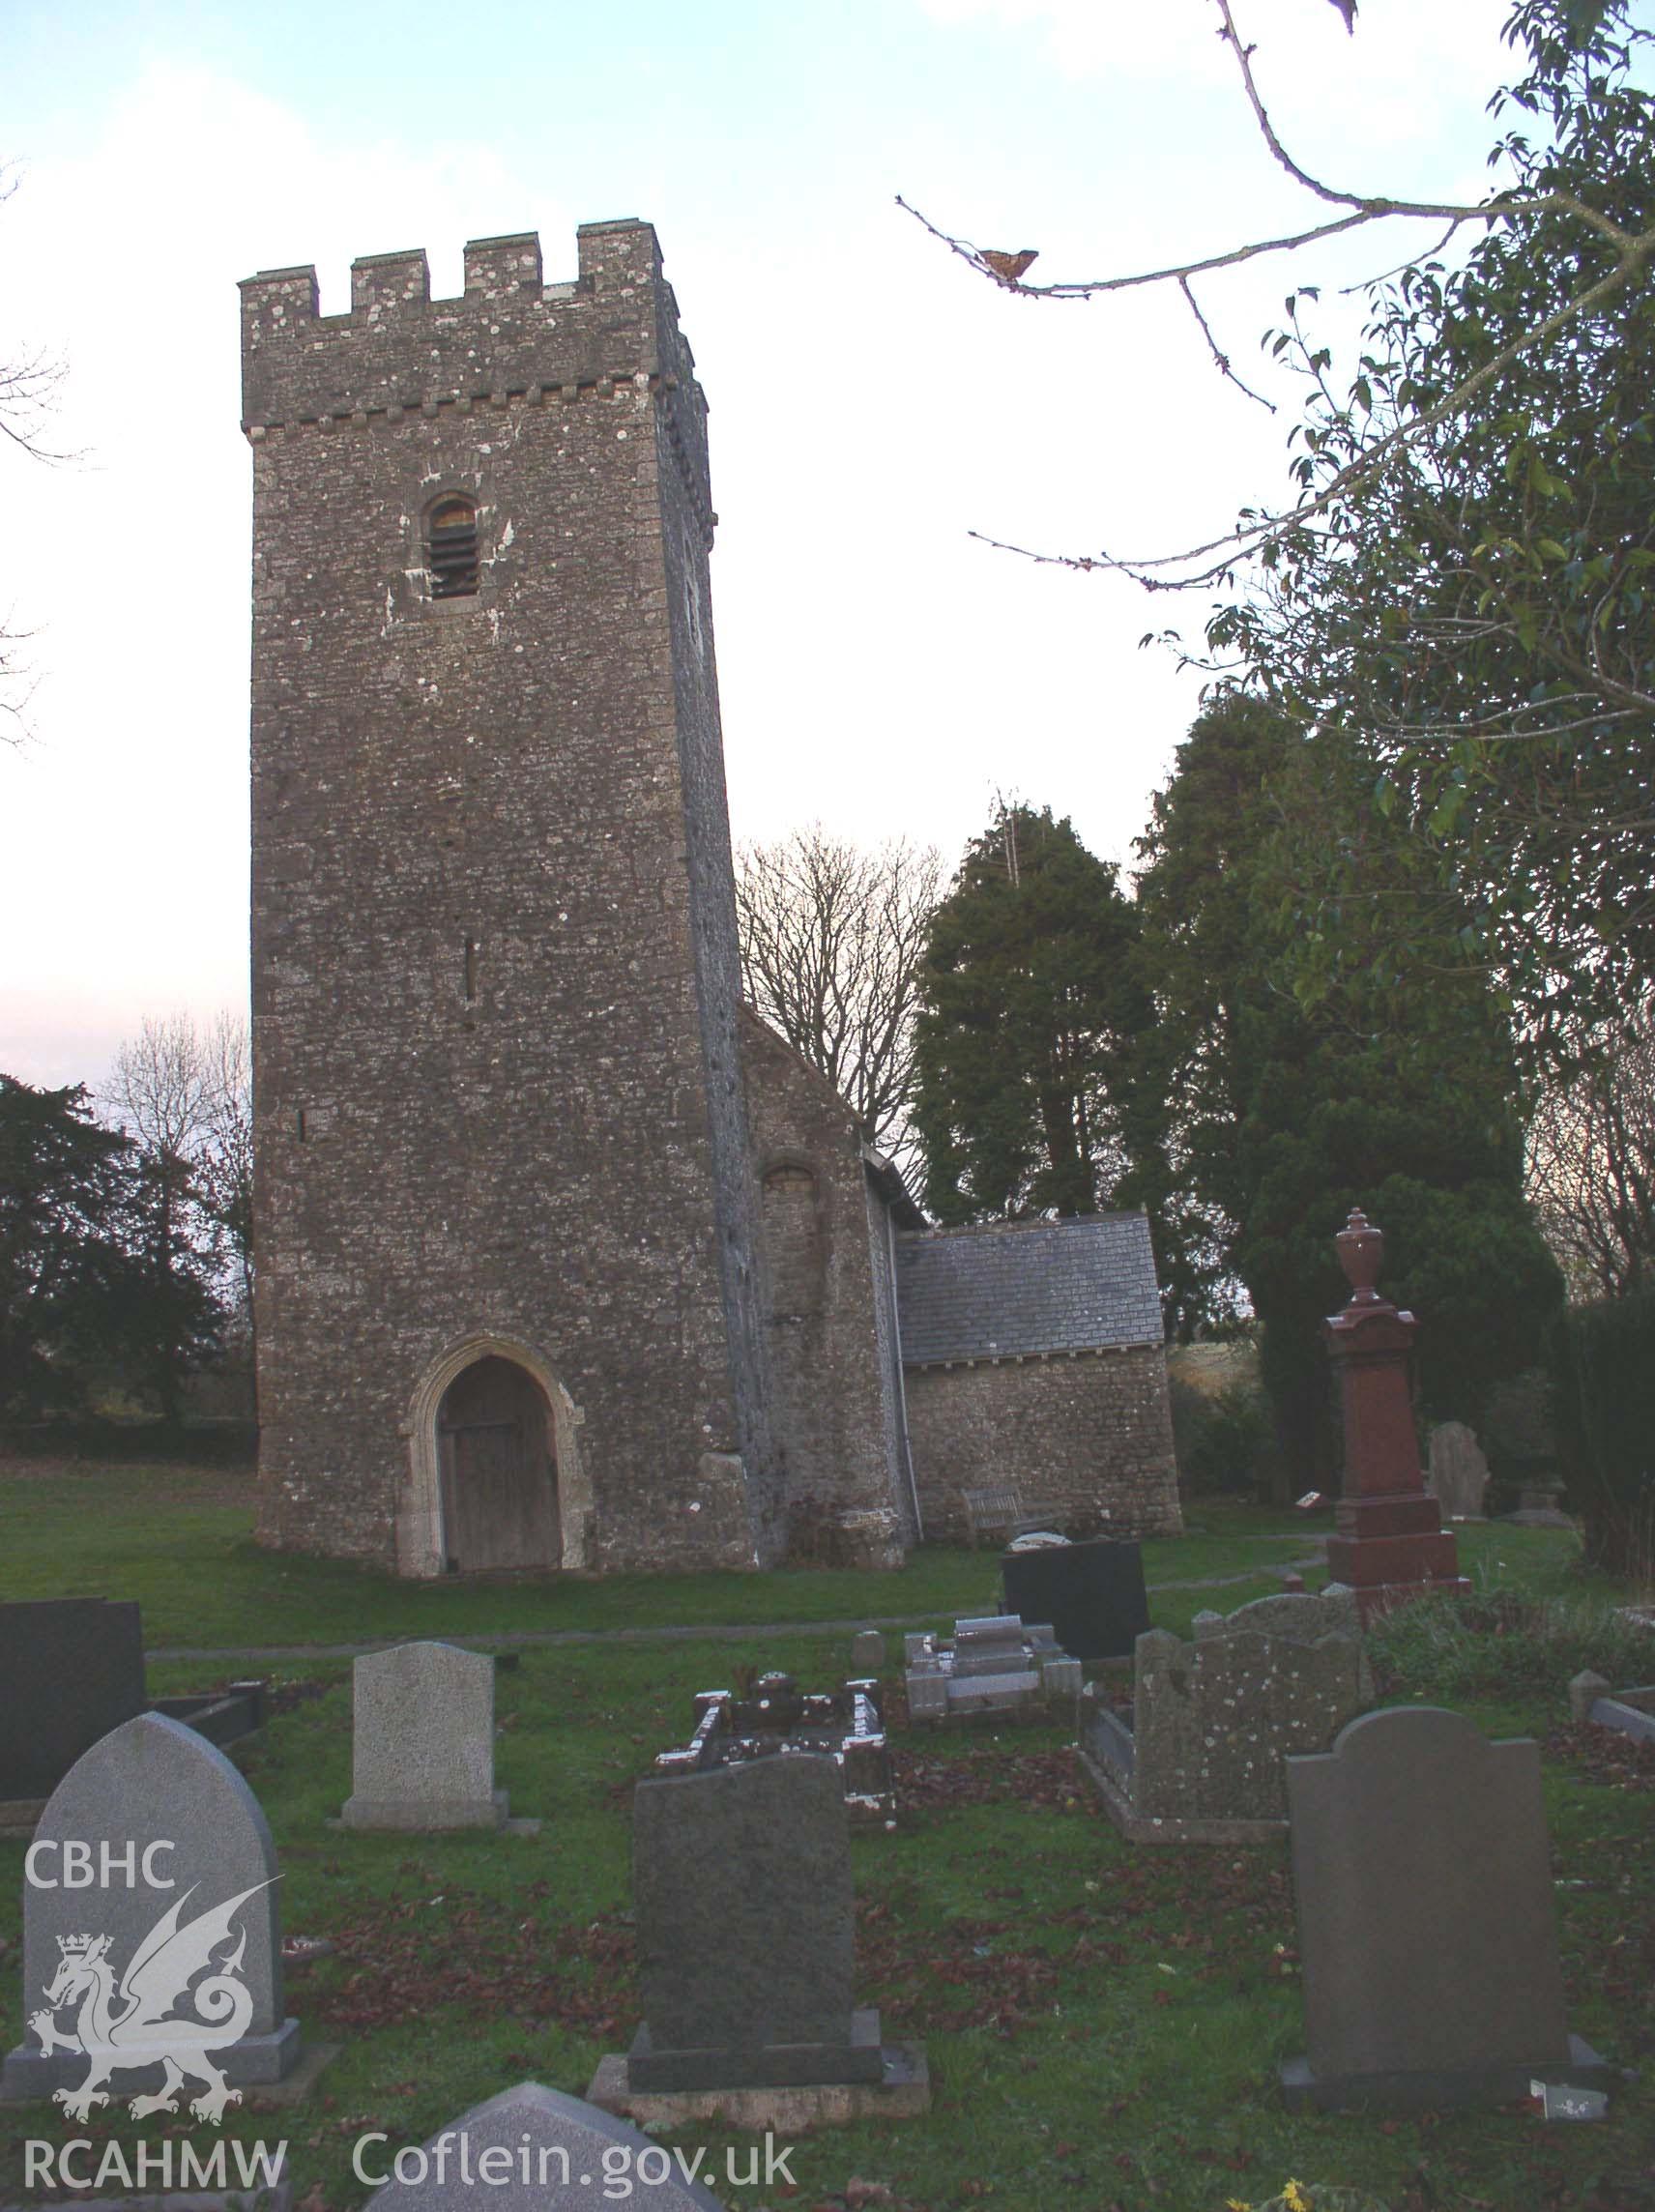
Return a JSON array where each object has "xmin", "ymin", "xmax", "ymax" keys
[
  {"xmin": 24, "ymin": 1840, "xmax": 273, "ymax": 2125},
  {"xmin": 23, "ymin": 2139, "xmax": 286, "ymax": 2194}
]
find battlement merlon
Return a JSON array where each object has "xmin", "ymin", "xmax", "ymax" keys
[{"xmin": 238, "ymin": 220, "xmax": 709, "ymax": 460}]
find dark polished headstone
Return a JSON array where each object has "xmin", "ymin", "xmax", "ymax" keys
[
  {"xmin": 0, "ymin": 1598, "xmax": 146, "ymax": 1801},
  {"xmin": 1001, "ymin": 1539, "xmax": 1149, "ymax": 1660},
  {"xmin": 631, "ymin": 1753, "xmax": 881, "ymax": 2091},
  {"xmin": 1282, "ymin": 1705, "xmax": 1611, "ymax": 2111}
]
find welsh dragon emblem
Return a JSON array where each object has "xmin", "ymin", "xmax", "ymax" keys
[{"xmin": 27, "ymin": 1881, "xmax": 273, "ymax": 2124}]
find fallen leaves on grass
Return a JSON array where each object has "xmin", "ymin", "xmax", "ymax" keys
[
  {"xmin": 889, "ymin": 1746, "xmax": 1094, "ymax": 1814},
  {"xmin": 1545, "ymin": 1721, "xmax": 1655, "ymax": 1792},
  {"xmin": 315, "ymin": 1888, "xmax": 635, "ymax": 2033}
]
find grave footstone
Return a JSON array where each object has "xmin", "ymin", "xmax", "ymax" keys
[
  {"xmin": 1427, "ymin": 1422, "xmax": 1491, "ymax": 1521},
  {"xmin": 1281, "ymin": 1705, "xmax": 1611, "ymax": 2111},
  {"xmin": 1001, "ymin": 1538, "xmax": 1149, "ymax": 1660},
  {"xmin": 0, "ymin": 1599, "xmax": 146, "ymax": 1816},
  {"xmin": 363, "ymin": 2081, "xmax": 725, "ymax": 2209},
  {"xmin": 1, "ymin": 1711, "xmax": 310, "ymax": 2111},
  {"xmin": 339, "ymin": 1640, "xmax": 535, "ymax": 1832}
]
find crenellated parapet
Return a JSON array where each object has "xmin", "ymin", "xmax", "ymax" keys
[{"xmin": 239, "ymin": 220, "xmax": 712, "ymax": 532}]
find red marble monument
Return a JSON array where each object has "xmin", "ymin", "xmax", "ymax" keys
[{"xmin": 1324, "ymin": 1209, "xmax": 1470, "ymax": 1624}]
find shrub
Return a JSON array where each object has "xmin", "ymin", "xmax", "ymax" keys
[
  {"xmin": 1368, "ymin": 1587, "xmax": 1651, "ymax": 1704},
  {"xmin": 1170, "ymin": 1374, "xmax": 1278, "ymax": 1497},
  {"xmin": 1548, "ymin": 1292, "xmax": 1655, "ymax": 1581}
]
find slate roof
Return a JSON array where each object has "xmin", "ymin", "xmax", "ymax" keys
[{"xmin": 895, "ymin": 1212, "xmax": 1164, "ymax": 1366}]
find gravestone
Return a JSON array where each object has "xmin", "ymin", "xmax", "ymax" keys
[
  {"xmin": 363, "ymin": 2081, "xmax": 725, "ymax": 2209},
  {"xmin": 1001, "ymin": 1538, "xmax": 1149, "ymax": 1659},
  {"xmin": 0, "ymin": 1711, "xmax": 305, "ymax": 2111},
  {"xmin": 1427, "ymin": 1423, "xmax": 1491, "ymax": 1521},
  {"xmin": 1281, "ymin": 1705, "xmax": 1611, "ymax": 2111},
  {"xmin": 850, "ymin": 1629, "xmax": 886, "ymax": 1675},
  {"xmin": 1080, "ymin": 1589, "xmax": 1370, "ymax": 1843},
  {"xmin": 0, "ymin": 1598, "xmax": 146, "ymax": 1810},
  {"xmin": 340, "ymin": 1640, "xmax": 531, "ymax": 1831},
  {"xmin": 628, "ymin": 1755, "xmax": 877, "ymax": 2091}
]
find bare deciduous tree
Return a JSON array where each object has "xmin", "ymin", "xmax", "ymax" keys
[
  {"xmin": 1, "ymin": 163, "xmax": 73, "ymax": 740},
  {"xmin": 105, "ymin": 1008, "xmax": 253, "ymax": 1324},
  {"xmin": 899, "ymin": 0, "xmax": 1655, "ymax": 590},
  {"xmin": 736, "ymin": 826, "xmax": 944, "ymax": 1173},
  {"xmin": 1526, "ymin": 1007, "xmax": 1655, "ymax": 1301}
]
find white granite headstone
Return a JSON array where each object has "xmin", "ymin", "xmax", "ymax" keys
[{"xmin": 0, "ymin": 1711, "xmax": 302, "ymax": 2114}]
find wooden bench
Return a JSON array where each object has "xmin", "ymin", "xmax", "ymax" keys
[{"xmin": 961, "ymin": 1484, "xmax": 1064, "ymax": 1549}]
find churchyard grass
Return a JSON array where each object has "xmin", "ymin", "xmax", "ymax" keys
[
  {"xmin": 0, "ymin": 1455, "xmax": 1317, "ymax": 1650},
  {"xmin": 2, "ymin": 1457, "xmax": 1650, "ymax": 2208}
]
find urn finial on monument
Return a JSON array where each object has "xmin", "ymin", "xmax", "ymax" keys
[
  {"xmin": 1335, "ymin": 1208, "xmax": 1384, "ymax": 1303},
  {"xmin": 1322, "ymin": 1208, "xmax": 1471, "ymax": 1625}
]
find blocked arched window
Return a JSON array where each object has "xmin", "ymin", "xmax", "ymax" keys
[
  {"xmin": 427, "ymin": 495, "xmax": 479, "ymax": 599},
  {"xmin": 762, "ymin": 1161, "xmax": 825, "ymax": 1319}
]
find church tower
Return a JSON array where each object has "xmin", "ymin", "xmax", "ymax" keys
[{"xmin": 241, "ymin": 222, "xmax": 778, "ymax": 1576}]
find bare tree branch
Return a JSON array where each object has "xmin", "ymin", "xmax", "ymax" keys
[{"xmin": 736, "ymin": 827, "xmax": 944, "ymax": 1173}]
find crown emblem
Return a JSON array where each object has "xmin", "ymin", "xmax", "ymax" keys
[{"xmin": 57, "ymin": 1934, "xmax": 110, "ymax": 1963}]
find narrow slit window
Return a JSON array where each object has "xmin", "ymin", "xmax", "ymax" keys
[{"xmin": 428, "ymin": 496, "xmax": 479, "ymax": 598}]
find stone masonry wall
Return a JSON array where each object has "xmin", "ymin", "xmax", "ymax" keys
[
  {"xmin": 738, "ymin": 1011, "xmax": 913, "ymax": 1563},
  {"xmin": 904, "ymin": 1346, "xmax": 1183, "ymax": 1545},
  {"xmin": 243, "ymin": 222, "xmax": 774, "ymax": 1575}
]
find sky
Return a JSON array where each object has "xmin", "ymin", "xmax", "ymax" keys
[{"xmin": 0, "ymin": 0, "xmax": 1521, "ymax": 1089}]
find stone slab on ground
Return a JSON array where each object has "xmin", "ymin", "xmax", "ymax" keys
[
  {"xmin": 1281, "ymin": 2033, "xmax": 1611, "ymax": 2115},
  {"xmin": 361, "ymin": 2081, "xmax": 725, "ymax": 2208},
  {"xmin": 587, "ymin": 2032, "xmax": 932, "ymax": 2134}
]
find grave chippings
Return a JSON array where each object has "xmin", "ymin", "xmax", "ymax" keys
[
  {"xmin": 655, "ymin": 1673, "xmax": 896, "ymax": 1830},
  {"xmin": 1080, "ymin": 1588, "xmax": 1372, "ymax": 1842},
  {"xmin": 362, "ymin": 2081, "xmax": 725, "ymax": 2209},
  {"xmin": 0, "ymin": 1711, "xmax": 307, "ymax": 2112},
  {"xmin": 904, "ymin": 1614, "xmax": 1082, "ymax": 1722},
  {"xmin": 1281, "ymin": 1705, "xmax": 1612, "ymax": 2111},
  {"xmin": 340, "ymin": 1639, "xmax": 534, "ymax": 1832},
  {"xmin": 1001, "ymin": 1536, "xmax": 1151, "ymax": 1659}
]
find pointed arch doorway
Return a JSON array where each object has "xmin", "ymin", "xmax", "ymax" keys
[
  {"xmin": 403, "ymin": 1335, "xmax": 591, "ymax": 1577},
  {"xmin": 436, "ymin": 1354, "xmax": 558, "ymax": 1573}
]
